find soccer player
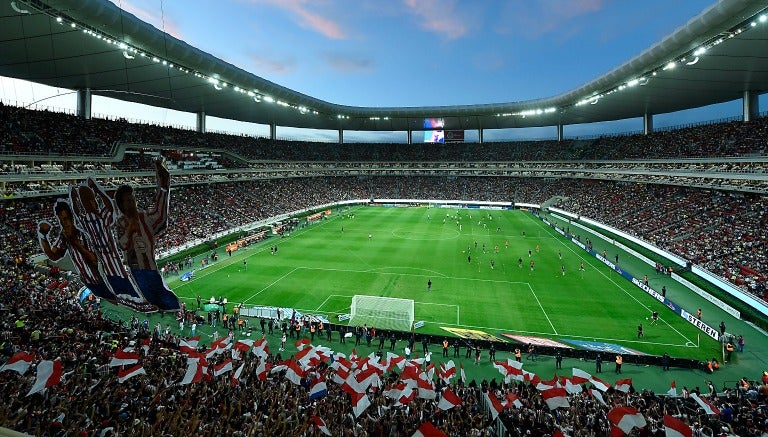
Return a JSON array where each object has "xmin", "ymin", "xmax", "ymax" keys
[
  {"xmin": 637, "ymin": 323, "xmax": 645, "ymax": 338},
  {"xmin": 651, "ymin": 310, "xmax": 659, "ymax": 325},
  {"xmin": 490, "ymin": 259, "xmax": 495, "ymax": 270},
  {"xmin": 530, "ymin": 260, "xmax": 535, "ymax": 271},
  {"xmin": 427, "ymin": 279, "xmax": 432, "ymax": 292},
  {"xmin": 561, "ymin": 264, "xmax": 566, "ymax": 276},
  {"xmin": 580, "ymin": 262, "xmax": 585, "ymax": 271},
  {"xmin": 518, "ymin": 257, "xmax": 523, "ymax": 268}
]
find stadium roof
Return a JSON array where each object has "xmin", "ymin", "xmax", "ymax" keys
[{"xmin": 1, "ymin": 0, "xmax": 767, "ymax": 132}]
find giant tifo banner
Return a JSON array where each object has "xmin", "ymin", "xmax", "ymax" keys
[{"xmin": 37, "ymin": 159, "xmax": 180, "ymax": 313}]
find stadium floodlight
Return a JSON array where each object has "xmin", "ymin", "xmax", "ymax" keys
[{"xmin": 349, "ymin": 295, "xmax": 414, "ymax": 332}]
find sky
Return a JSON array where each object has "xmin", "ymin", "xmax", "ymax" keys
[{"xmin": 1, "ymin": 0, "xmax": 766, "ymax": 142}]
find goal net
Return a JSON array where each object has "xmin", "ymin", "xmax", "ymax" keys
[{"xmin": 349, "ymin": 295, "xmax": 414, "ymax": 332}]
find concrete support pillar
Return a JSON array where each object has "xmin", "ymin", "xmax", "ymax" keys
[
  {"xmin": 407, "ymin": 130, "xmax": 412, "ymax": 145},
  {"xmin": 643, "ymin": 113, "xmax": 654, "ymax": 135},
  {"xmin": 339, "ymin": 130, "xmax": 344, "ymax": 144},
  {"xmin": 478, "ymin": 128, "xmax": 484, "ymax": 144},
  {"xmin": 270, "ymin": 123, "xmax": 277, "ymax": 140},
  {"xmin": 557, "ymin": 123, "xmax": 564, "ymax": 141},
  {"xmin": 76, "ymin": 88, "xmax": 92, "ymax": 120},
  {"xmin": 743, "ymin": 90, "xmax": 759, "ymax": 122},
  {"xmin": 196, "ymin": 111, "xmax": 206, "ymax": 133}
]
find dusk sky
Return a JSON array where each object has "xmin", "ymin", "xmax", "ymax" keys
[{"xmin": 1, "ymin": 0, "xmax": 766, "ymax": 141}]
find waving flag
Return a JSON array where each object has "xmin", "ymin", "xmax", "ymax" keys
[
  {"xmin": 436, "ymin": 387, "xmax": 462, "ymax": 411},
  {"xmin": 232, "ymin": 363, "xmax": 244, "ymax": 387},
  {"xmin": 571, "ymin": 368, "xmax": 592, "ymax": 384},
  {"xmin": 179, "ymin": 336, "xmax": 200, "ymax": 354},
  {"xmin": 109, "ymin": 349, "xmax": 139, "ymax": 367},
  {"xmin": 484, "ymin": 391, "xmax": 505, "ymax": 421},
  {"xmin": 667, "ymin": 381, "xmax": 677, "ymax": 397},
  {"xmin": 608, "ymin": 406, "xmax": 647, "ymax": 434},
  {"xmin": 589, "ymin": 376, "xmax": 611, "ymax": 392},
  {"xmin": 255, "ymin": 359, "xmax": 270, "ymax": 381},
  {"xmin": 663, "ymin": 414, "xmax": 692, "ymax": 437},
  {"xmin": 117, "ymin": 364, "xmax": 146, "ymax": 383},
  {"xmin": 412, "ymin": 421, "xmax": 447, "ymax": 437},
  {"xmin": 310, "ymin": 415, "xmax": 332, "ymax": 436},
  {"xmin": 589, "ymin": 388, "xmax": 607, "ymax": 406},
  {"xmin": 213, "ymin": 359, "xmax": 233, "ymax": 377},
  {"xmin": 27, "ymin": 360, "xmax": 63, "ymax": 396},
  {"xmin": 309, "ymin": 375, "xmax": 328, "ymax": 401},
  {"xmin": 180, "ymin": 357, "xmax": 206, "ymax": 385},
  {"xmin": 283, "ymin": 359, "xmax": 306, "ymax": 385},
  {"xmin": 0, "ymin": 352, "xmax": 34, "ymax": 375},
  {"xmin": 614, "ymin": 378, "xmax": 632, "ymax": 393},
  {"xmin": 505, "ymin": 393, "xmax": 523, "ymax": 409},
  {"xmin": 541, "ymin": 387, "xmax": 569, "ymax": 410},
  {"xmin": 350, "ymin": 391, "xmax": 371, "ymax": 417},
  {"xmin": 690, "ymin": 393, "xmax": 719, "ymax": 415}
]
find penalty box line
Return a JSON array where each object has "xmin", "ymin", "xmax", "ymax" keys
[{"xmin": 315, "ymin": 294, "xmax": 460, "ymax": 326}]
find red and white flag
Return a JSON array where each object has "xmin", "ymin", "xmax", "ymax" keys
[
  {"xmin": 608, "ymin": 406, "xmax": 647, "ymax": 434},
  {"xmin": 412, "ymin": 421, "xmax": 447, "ymax": 437},
  {"xmin": 232, "ymin": 362, "xmax": 245, "ymax": 387},
  {"xmin": 213, "ymin": 359, "xmax": 233, "ymax": 377},
  {"xmin": 505, "ymin": 393, "xmax": 523, "ymax": 409},
  {"xmin": 589, "ymin": 388, "xmax": 607, "ymax": 406},
  {"xmin": 310, "ymin": 415, "xmax": 332, "ymax": 436},
  {"xmin": 179, "ymin": 336, "xmax": 200, "ymax": 354},
  {"xmin": 614, "ymin": 378, "xmax": 632, "ymax": 393},
  {"xmin": 541, "ymin": 387, "xmax": 569, "ymax": 410},
  {"xmin": 109, "ymin": 349, "xmax": 139, "ymax": 367},
  {"xmin": 690, "ymin": 393, "xmax": 719, "ymax": 415},
  {"xmin": 117, "ymin": 364, "xmax": 146, "ymax": 383},
  {"xmin": 663, "ymin": 414, "xmax": 692, "ymax": 437},
  {"xmin": 27, "ymin": 360, "xmax": 63, "ymax": 396},
  {"xmin": 251, "ymin": 338, "xmax": 269, "ymax": 360},
  {"xmin": 350, "ymin": 391, "xmax": 371, "ymax": 417},
  {"xmin": 437, "ymin": 387, "xmax": 462, "ymax": 411},
  {"xmin": 589, "ymin": 376, "xmax": 611, "ymax": 392},
  {"xmin": 255, "ymin": 359, "xmax": 270, "ymax": 381},
  {"xmin": 667, "ymin": 381, "xmax": 677, "ymax": 397},
  {"xmin": 294, "ymin": 338, "xmax": 310, "ymax": 350},
  {"xmin": 180, "ymin": 357, "xmax": 207, "ymax": 385},
  {"xmin": 0, "ymin": 351, "xmax": 34, "ymax": 375},
  {"xmin": 281, "ymin": 359, "xmax": 305, "ymax": 385},
  {"xmin": 571, "ymin": 368, "xmax": 592, "ymax": 384},
  {"xmin": 484, "ymin": 391, "xmax": 505, "ymax": 421},
  {"xmin": 438, "ymin": 360, "xmax": 456, "ymax": 383}
]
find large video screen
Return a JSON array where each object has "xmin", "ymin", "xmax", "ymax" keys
[{"xmin": 423, "ymin": 118, "xmax": 444, "ymax": 143}]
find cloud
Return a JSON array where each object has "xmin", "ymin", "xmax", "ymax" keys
[
  {"xmin": 248, "ymin": 0, "xmax": 347, "ymax": 39},
  {"xmin": 496, "ymin": 0, "xmax": 605, "ymax": 39},
  {"xmin": 109, "ymin": 0, "xmax": 185, "ymax": 40},
  {"xmin": 402, "ymin": 0, "xmax": 467, "ymax": 40},
  {"xmin": 248, "ymin": 53, "xmax": 296, "ymax": 75},
  {"xmin": 322, "ymin": 53, "xmax": 374, "ymax": 73}
]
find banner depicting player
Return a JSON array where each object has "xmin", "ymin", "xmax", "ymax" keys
[
  {"xmin": 37, "ymin": 158, "xmax": 180, "ymax": 313},
  {"xmin": 113, "ymin": 158, "xmax": 181, "ymax": 311}
]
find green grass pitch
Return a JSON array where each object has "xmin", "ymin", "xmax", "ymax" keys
[{"xmin": 166, "ymin": 206, "xmax": 716, "ymax": 359}]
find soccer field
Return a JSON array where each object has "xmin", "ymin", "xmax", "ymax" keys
[{"xmin": 167, "ymin": 206, "xmax": 717, "ymax": 359}]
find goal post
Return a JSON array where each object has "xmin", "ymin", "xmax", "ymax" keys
[{"xmin": 349, "ymin": 295, "xmax": 414, "ymax": 331}]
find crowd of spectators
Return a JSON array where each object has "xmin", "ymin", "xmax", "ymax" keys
[
  {"xmin": 2, "ymin": 250, "xmax": 768, "ymax": 436},
  {"xmin": 2, "ymin": 102, "xmax": 768, "ymax": 162},
  {"xmin": 556, "ymin": 181, "xmax": 768, "ymax": 298}
]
